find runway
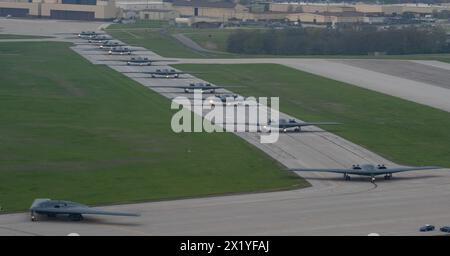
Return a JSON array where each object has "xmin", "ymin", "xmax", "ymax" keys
[{"xmin": 0, "ymin": 19, "xmax": 449, "ymax": 236}]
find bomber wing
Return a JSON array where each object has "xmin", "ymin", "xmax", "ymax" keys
[
  {"xmin": 150, "ymin": 85, "xmax": 224, "ymax": 89},
  {"xmin": 369, "ymin": 166, "xmax": 440, "ymax": 175},
  {"xmin": 279, "ymin": 122, "xmax": 341, "ymax": 128},
  {"xmin": 290, "ymin": 168, "xmax": 366, "ymax": 175},
  {"xmin": 296, "ymin": 122, "xmax": 341, "ymax": 126},
  {"xmin": 96, "ymin": 59, "xmax": 173, "ymax": 62},
  {"xmin": 122, "ymin": 71, "xmax": 186, "ymax": 74}
]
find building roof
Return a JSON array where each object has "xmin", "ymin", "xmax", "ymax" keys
[{"xmin": 172, "ymin": 0, "xmax": 236, "ymax": 9}]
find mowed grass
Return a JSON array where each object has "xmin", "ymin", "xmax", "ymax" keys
[
  {"xmin": 175, "ymin": 64, "xmax": 450, "ymax": 167},
  {"xmin": 181, "ymin": 29, "xmax": 234, "ymax": 52},
  {"xmin": 106, "ymin": 28, "xmax": 203, "ymax": 58},
  {"xmin": 0, "ymin": 43, "xmax": 306, "ymax": 212}
]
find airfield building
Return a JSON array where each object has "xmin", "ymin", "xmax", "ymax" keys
[
  {"xmin": 2, "ymin": 0, "xmax": 450, "ymax": 23},
  {"xmin": 172, "ymin": 0, "xmax": 247, "ymax": 20},
  {"xmin": 0, "ymin": 0, "xmax": 118, "ymax": 20}
]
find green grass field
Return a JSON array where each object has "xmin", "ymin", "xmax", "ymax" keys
[
  {"xmin": 0, "ymin": 43, "xmax": 306, "ymax": 212},
  {"xmin": 106, "ymin": 26, "xmax": 205, "ymax": 58},
  {"xmin": 106, "ymin": 22, "xmax": 250, "ymax": 57},
  {"xmin": 181, "ymin": 29, "xmax": 234, "ymax": 52},
  {"xmin": 175, "ymin": 64, "xmax": 450, "ymax": 168}
]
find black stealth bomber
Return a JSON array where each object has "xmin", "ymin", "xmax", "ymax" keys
[
  {"xmin": 208, "ymin": 94, "xmax": 244, "ymax": 105},
  {"xmin": 87, "ymin": 35, "xmax": 113, "ymax": 44},
  {"xmin": 99, "ymin": 40, "xmax": 127, "ymax": 49},
  {"xmin": 263, "ymin": 118, "xmax": 341, "ymax": 132},
  {"xmin": 108, "ymin": 46, "xmax": 135, "ymax": 55},
  {"xmin": 147, "ymin": 82, "xmax": 237, "ymax": 93},
  {"xmin": 124, "ymin": 68, "xmax": 189, "ymax": 78},
  {"xmin": 30, "ymin": 198, "xmax": 140, "ymax": 221},
  {"xmin": 77, "ymin": 31, "xmax": 104, "ymax": 39},
  {"xmin": 98, "ymin": 56, "xmax": 174, "ymax": 66},
  {"xmin": 290, "ymin": 164, "xmax": 441, "ymax": 183}
]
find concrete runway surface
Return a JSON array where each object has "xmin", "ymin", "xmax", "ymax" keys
[{"xmin": 0, "ymin": 19, "xmax": 449, "ymax": 236}]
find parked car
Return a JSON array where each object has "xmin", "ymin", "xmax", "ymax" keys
[
  {"xmin": 419, "ymin": 224, "xmax": 435, "ymax": 232},
  {"xmin": 440, "ymin": 226, "xmax": 450, "ymax": 233}
]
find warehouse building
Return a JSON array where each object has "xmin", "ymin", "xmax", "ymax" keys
[
  {"xmin": 172, "ymin": 0, "xmax": 248, "ymax": 20},
  {"xmin": 0, "ymin": 0, "xmax": 40, "ymax": 17},
  {"xmin": 0, "ymin": 0, "xmax": 118, "ymax": 20},
  {"xmin": 139, "ymin": 8, "xmax": 178, "ymax": 20},
  {"xmin": 287, "ymin": 11, "xmax": 365, "ymax": 25}
]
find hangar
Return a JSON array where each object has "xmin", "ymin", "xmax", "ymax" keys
[
  {"xmin": 0, "ymin": 0, "xmax": 118, "ymax": 20},
  {"xmin": 172, "ymin": 0, "xmax": 248, "ymax": 20}
]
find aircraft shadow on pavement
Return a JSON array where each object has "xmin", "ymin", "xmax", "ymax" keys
[{"xmin": 28, "ymin": 216, "xmax": 141, "ymax": 227}]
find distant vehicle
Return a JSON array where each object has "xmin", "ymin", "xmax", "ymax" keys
[
  {"xmin": 5, "ymin": 14, "xmax": 12, "ymax": 19},
  {"xmin": 30, "ymin": 198, "xmax": 140, "ymax": 222},
  {"xmin": 440, "ymin": 226, "xmax": 450, "ymax": 233},
  {"xmin": 108, "ymin": 46, "xmax": 133, "ymax": 55},
  {"xmin": 290, "ymin": 164, "xmax": 441, "ymax": 183},
  {"xmin": 420, "ymin": 224, "xmax": 435, "ymax": 232},
  {"xmin": 262, "ymin": 118, "xmax": 340, "ymax": 133}
]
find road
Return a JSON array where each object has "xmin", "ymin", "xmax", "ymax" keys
[{"xmin": 0, "ymin": 19, "xmax": 449, "ymax": 236}]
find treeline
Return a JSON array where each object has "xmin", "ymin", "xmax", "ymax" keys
[{"xmin": 226, "ymin": 27, "xmax": 450, "ymax": 55}]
